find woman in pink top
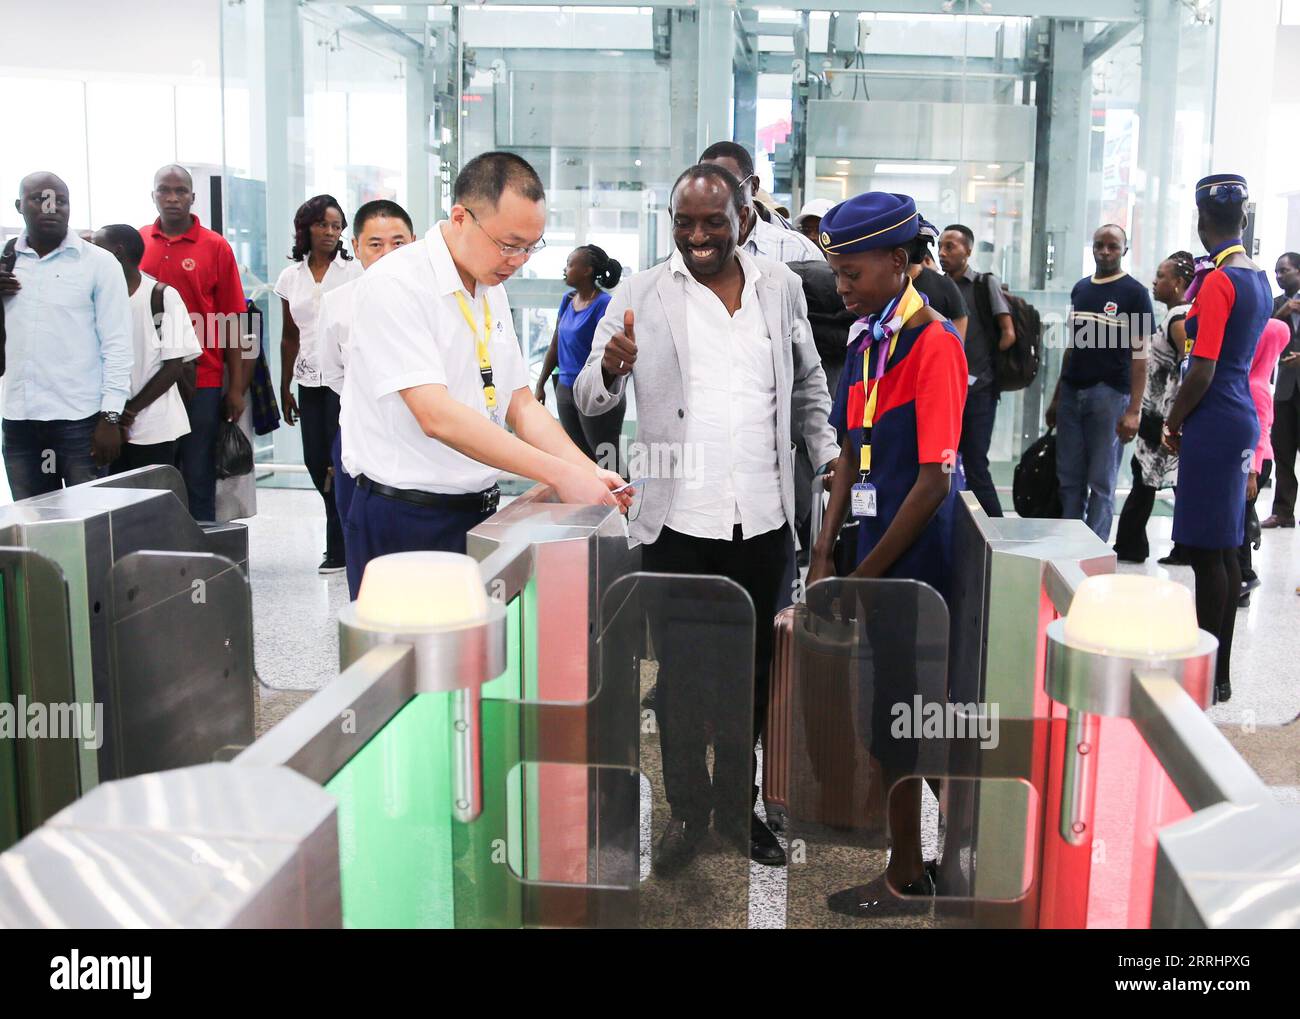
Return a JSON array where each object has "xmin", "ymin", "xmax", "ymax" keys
[{"xmin": 1239, "ymin": 317, "xmax": 1291, "ymax": 604}]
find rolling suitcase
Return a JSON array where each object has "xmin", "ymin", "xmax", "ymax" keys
[{"xmin": 763, "ymin": 478, "xmax": 884, "ymax": 832}]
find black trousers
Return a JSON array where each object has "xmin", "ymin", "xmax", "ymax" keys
[
  {"xmin": 1270, "ymin": 392, "xmax": 1300, "ymax": 520},
  {"xmin": 297, "ymin": 384, "xmax": 344, "ymax": 561},
  {"xmin": 1114, "ymin": 454, "xmax": 1157, "ymax": 561},
  {"xmin": 960, "ymin": 384, "xmax": 1003, "ymax": 517},
  {"xmin": 555, "ymin": 381, "xmax": 625, "ymax": 470},
  {"xmin": 641, "ymin": 524, "xmax": 790, "ymax": 828},
  {"xmin": 113, "ymin": 439, "xmax": 179, "ymax": 474}
]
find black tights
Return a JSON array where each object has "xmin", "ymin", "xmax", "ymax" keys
[{"xmin": 1185, "ymin": 545, "xmax": 1240, "ymax": 692}]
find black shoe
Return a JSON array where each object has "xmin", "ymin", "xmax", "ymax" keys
[
  {"xmin": 1261, "ymin": 515, "xmax": 1295, "ymax": 529},
  {"xmin": 319, "ymin": 556, "xmax": 345, "ymax": 575},
  {"xmin": 720, "ymin": 813, "xmax": 787, "ymax": 867},
  {"xmin": 1242, "ymin": 575, "xmax": 1261, "ymax": 594},
  {"xmin": 826, "ymin": 869, "xmax": 936, "ymax": 919},
  {"xmin": 1215, "ymin": 682, "xmax": 1232, "ymax": 704},
  {"xmin": 1114, "ymin": 551, "xmax": 1146, "ymax": 565},
  {"xmin": 652, "ymin": 817, "xmax": 706, "ymax": 877},
  {"xmin": 1238, "ymin": 591, "xmax": 1251, "ymax": 608},
  {"xmin": 1157, "ymin": 550, "xmax": 1189, "ymax": 566}
]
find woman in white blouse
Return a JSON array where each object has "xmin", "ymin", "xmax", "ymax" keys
[{"xmin": 275, "ymin": 195, "xmax": 363, "ymax": 573}]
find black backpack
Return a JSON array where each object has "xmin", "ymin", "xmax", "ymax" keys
[
  {"xmin": 1013, "ymin": 428, "xmax": 1062, "ymax": 518},
  {"xmin": 972, "ymin": 274, "xmax": 1041, "ymax": 392},
  {"xmin": 787, "ymin": 259, "xmax": 857, "ymax": 381}
]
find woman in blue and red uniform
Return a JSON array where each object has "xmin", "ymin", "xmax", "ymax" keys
[
  {"xmin": 808, "ymin": 192, "xmax": 968, "ymax": 917},
  {"xmin": 1163, "ymin": 174, "xmax": 1270, "ymax": 704}
]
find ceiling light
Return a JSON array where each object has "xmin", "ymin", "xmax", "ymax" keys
[
  {"xmin": 973, "ymin": 174, "xmax": 987, "ymax": 180},
  {"xmin": 836, "ymin": 159, "xmax": 851, "ymax": 166},
  {"xmin": 874, "ymin": 163, "xmax": 956, "ymax": 176},
  {"xmin": 987, "ymin": 163, "xmax": 1002, "ymax": 170},
  {"xmin": 835, "ymin": 170, "xmax": 849, "ymax": 176}
]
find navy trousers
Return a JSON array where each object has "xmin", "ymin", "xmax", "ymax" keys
[{"xmin": 343, "ymin": 481, "xmax": 493, "ymax": 599}]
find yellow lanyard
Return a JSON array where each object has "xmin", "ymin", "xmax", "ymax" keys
[
  {"xmin": 858, "ymin": 280, "xmax": 924, "ymax": 475},
  {"xmin": 1184, "ymin": 245, "xmax": 1247, "ymax": 358},
  {"xmin": 1213, "ymin": 244, "xmax": 1245, "ymax": 267},
  {"xmin": 454, "ymin": 291, "xmax": 496, "ymax": 413}
]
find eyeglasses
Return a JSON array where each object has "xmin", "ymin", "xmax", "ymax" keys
[{"xmin": 465, "ymin": 207, "xmax": 546, "ymax": 258}]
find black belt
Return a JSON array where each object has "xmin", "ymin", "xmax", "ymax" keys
[{"xmin": 356, "ymin": 475, "xmax": 500, "ymax": 514}]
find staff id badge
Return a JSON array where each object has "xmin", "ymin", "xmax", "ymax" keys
[{"xmin": 851, "ymin": 481, "xmax": 877, "ymax": 518}]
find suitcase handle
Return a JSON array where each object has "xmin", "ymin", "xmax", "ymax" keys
[{"xmin": 810, "ymin": 471, "xmax": 828, "ymax": 550}]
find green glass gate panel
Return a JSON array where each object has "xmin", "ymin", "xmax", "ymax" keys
[
  {"xmin": 326, "ymin": 588, "xmax": 530, "ymax": 928},
  {"xmin": 0, "ymin": 549, "xmax": 79, "ymax": 842},
  {"xmin": 326, "ymin": 690, "xmax": 455, "ymax": 928}
]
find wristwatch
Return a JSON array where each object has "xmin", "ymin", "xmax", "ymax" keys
[{"xmin": 100, "ymin": 411, "xmax": 121, "ymax": 426}]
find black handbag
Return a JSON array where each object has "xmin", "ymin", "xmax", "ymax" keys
[
  {"xmin": 1137, "ymin": 409, "xmax": 1164, "ymax": 448},
  {"xmin": 1013, "ymin": 427, "xmax": 1063, "ymax": 518},
  {"xmin": 214, "ymin": 420, "xmax": 254, "ymax": 479}
]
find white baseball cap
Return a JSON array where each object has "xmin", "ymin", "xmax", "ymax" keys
[{"xmin": 795, "ymin": 198, "xmax": 835, "ymax": 226}]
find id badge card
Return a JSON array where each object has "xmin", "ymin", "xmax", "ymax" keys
[{"xmin": 851, "ymin": 481, "xmax": 877, "ymax": 518}]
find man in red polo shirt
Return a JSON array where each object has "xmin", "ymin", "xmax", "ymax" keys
[{"xmin": 139, "ymin": 164, "xmax": 250, "ymax": 520}]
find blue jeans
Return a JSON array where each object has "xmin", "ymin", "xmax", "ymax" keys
[
  {"xmin": 1055, "ymin": 381, "xmax": 1129, "ymax": 541},
  {"xmin": 176, "ymin": 387, "xmax": 222, "ymax": 521},
  {"xmin": 2, "ymin": 415, "xmax": 103, "ymax": 501}
]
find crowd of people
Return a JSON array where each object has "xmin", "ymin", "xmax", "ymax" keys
[{"xmin": 1, "ymin": 146, "xmax": 1291, "ymax": 915}]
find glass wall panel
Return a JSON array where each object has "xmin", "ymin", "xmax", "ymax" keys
[{"xmin": 214, "ymin": 0, "xmax": 1223, "ymax": 491}]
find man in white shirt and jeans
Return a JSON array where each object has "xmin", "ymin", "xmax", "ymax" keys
[
  {"xmin": 0, "ymin": 171, "xmax": 133, "ymax": 500},
  {"xmin": 575, "ymin": 164, "xmax": 838, "ymax": 874},
  {"xmin": 317, "ymin": 199, "xmax": 415, "ymax": 542},
  {"xmin": 341, "ymin": 152, "xmax": 627, "ymax": 597},
  {"xmin": 92, "ymin": 224, "xmax": 202, "ymax": 472}
]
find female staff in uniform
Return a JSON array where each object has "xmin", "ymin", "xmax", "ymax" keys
[
  {"xmin": 807, "ymin": 192, "xmax": 969, "ymax": 917},
  {"xmin": 1163, "ymin": 174, "xmax": 1271, "ymax": 704}
]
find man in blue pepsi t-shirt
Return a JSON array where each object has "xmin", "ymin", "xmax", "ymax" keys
[{"xmin": 1047, "ymin": 223, "xmax": 1153, "ymax": 541}]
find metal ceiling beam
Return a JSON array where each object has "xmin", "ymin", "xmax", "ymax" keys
[{"xmin": 1083, "ymin": 19, "xmax": 1141, "ymax": 65}]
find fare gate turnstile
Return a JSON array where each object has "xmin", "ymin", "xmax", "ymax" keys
[
  {"xmin": 0, "ymin": 466, "xmax": 254, "ymax": 852},
  {"xmin": 0, "ymin": 488, "xmax": 1296, "ymax": 928}
]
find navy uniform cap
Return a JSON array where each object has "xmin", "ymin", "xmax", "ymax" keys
[
  {"xmin": 918, "ymin": 216, "xmax": 939, "ymax": 241},
  {"xmin": 1195, "ymin": 173, "xmax": 1248, "ymax": 206},
  {"xmin": 819, "ymin": 192, "xmax": 919, "ymax": 254}
]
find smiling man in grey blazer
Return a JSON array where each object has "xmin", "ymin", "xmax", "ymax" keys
[{"xmin": 575, "ymin": 163, "xmax": 838, "ymax": 874}]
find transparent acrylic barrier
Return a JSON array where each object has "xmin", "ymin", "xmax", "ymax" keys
[
  {"xmin": 326, "ymin": 572, "xmax": 755, "ymax": 928},
  {"xmin": 0, "ymin": 548, "xmax": 80, "ymax": 850},
  {"xmin": 785, "ymin": 578, "xmax": 1054, "ymax": 929},
  {"xmin": 622, "ymin": 572, "xmax": 756, "ymax": 930},
  {"xmin": 108, "ymin": 551, "xmax": 254, "ymax": 779}
]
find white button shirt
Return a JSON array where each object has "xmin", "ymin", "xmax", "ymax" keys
[
  {"xmin": 664, "ymin": 249, "xmax": 785, "ymax": 541},
  {"xmin": 2, "ymin": 230, "xmax": 133, "ymax": 420},
  {"xmin": 274, "ymin": 255, "xmax": 363, "ymax": 387},
  {"xmin": 125, "ymin": 274, "xmax": 202, "ymax": 444},
  {"xmin": 317, "ymin": 278, "xmax": 358, "ymax": 396},
  {"xmin": 340, "ymin": 224, "xmax": 527, "ymax": 494},
  {"xmin": 744, "ymin": 215, "xmax": 824, "ymax": 264}
]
